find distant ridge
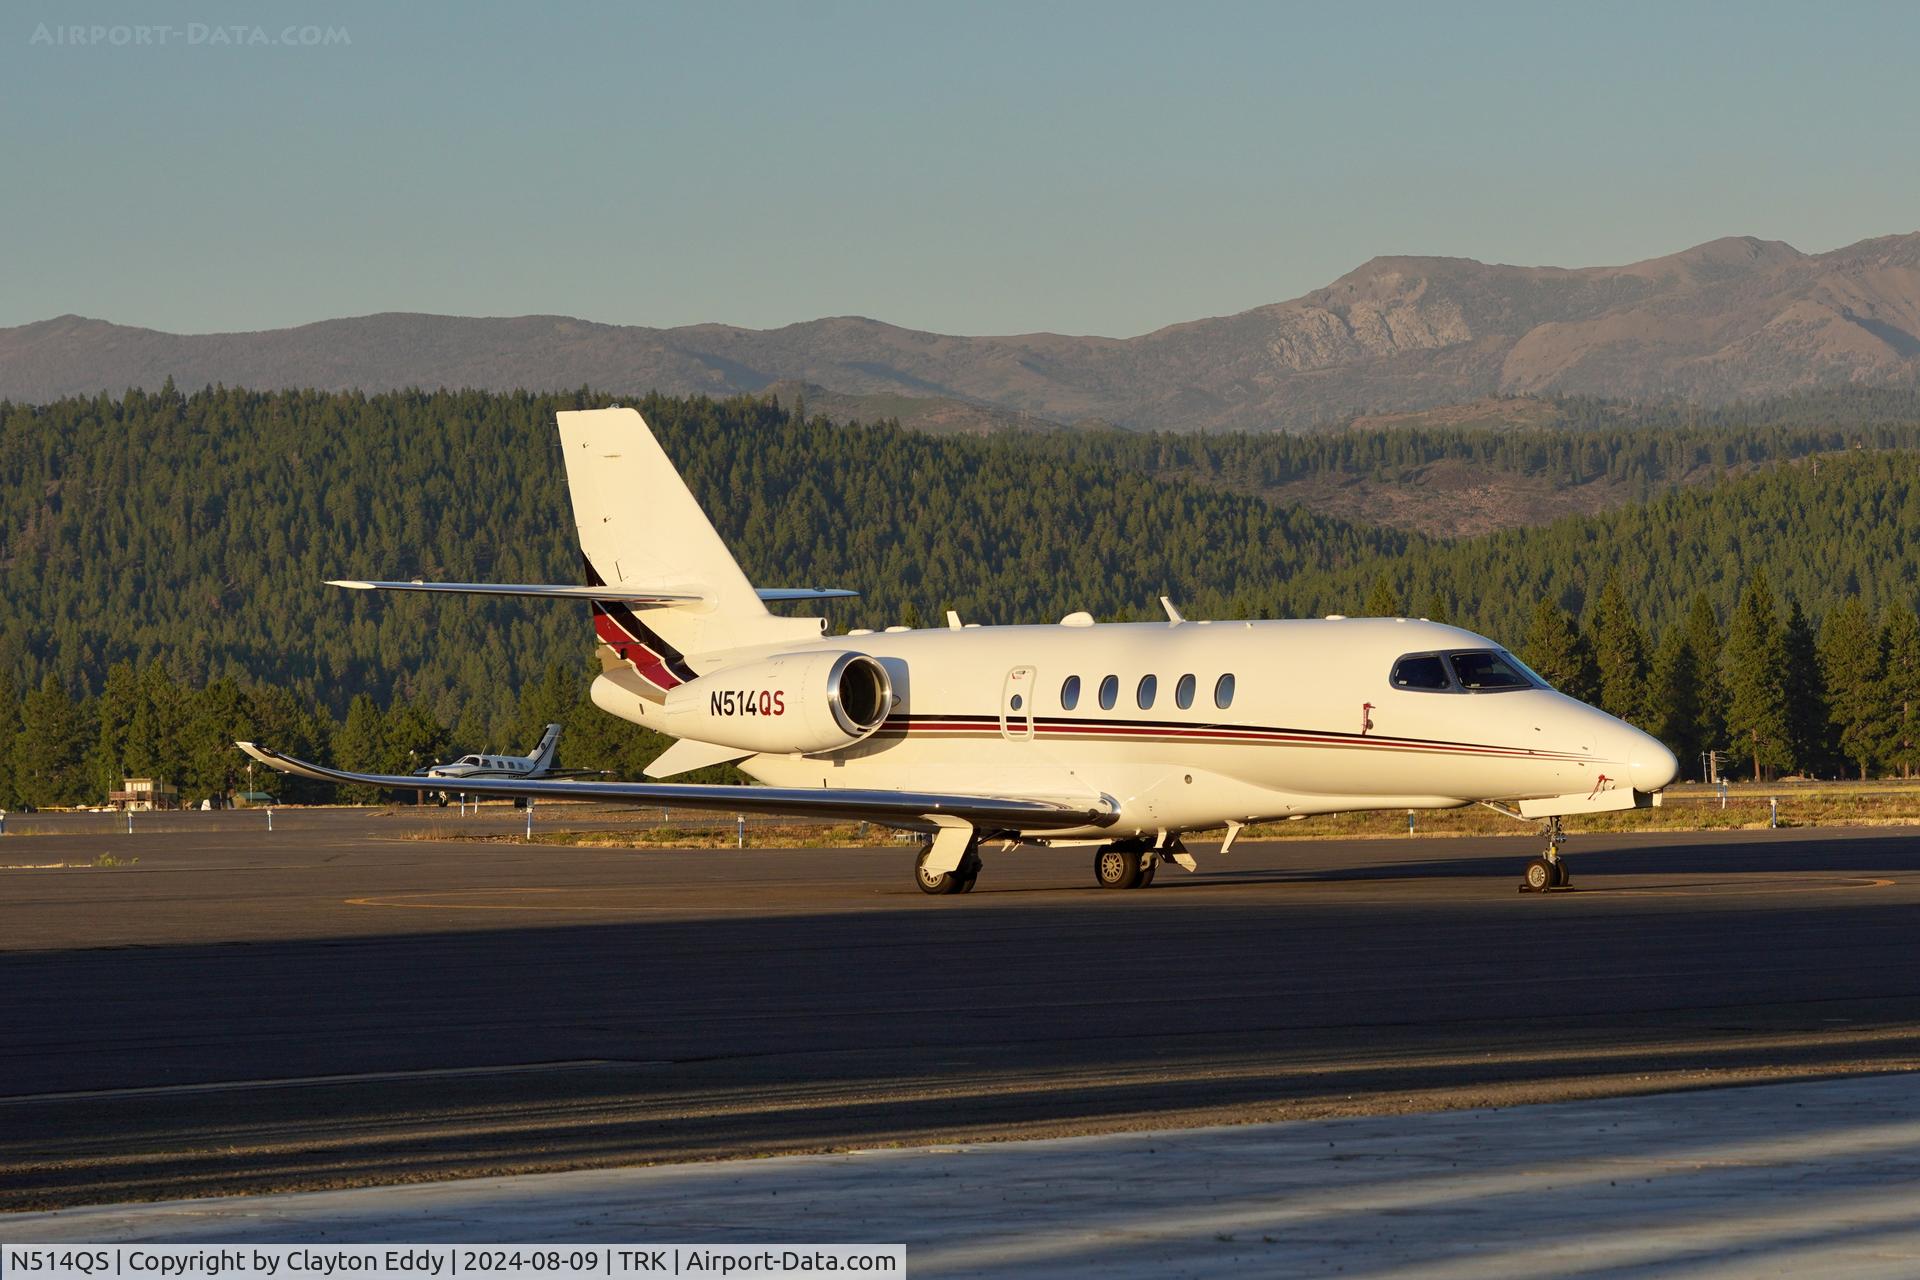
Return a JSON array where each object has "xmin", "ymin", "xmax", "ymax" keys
[{"xmin": 6, "ymin": 233, "xmax": 1920, "ymax": 430}]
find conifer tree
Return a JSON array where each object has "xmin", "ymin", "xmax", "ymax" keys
[
  {"xmin": 1422, "ymin": 590, "xmax": 1450, "ymax": 624},
  {"xmin": 1724, "ymin": 578, "xmax": 1791, "ymax": 780},
  {"xmin": 332, "ymin": 693, "xmax": 387, "ymax": 804},
  {"xmin": 1521, "ymin": 598, "xmax": 1599, "ymax": 703},
  {"xmin": 1882, "ymin": 604, "xmax": 1920, "ymax": 780},
  {"xmin": 1363, "ymin": 575, "xmax": 1400, "ymax": 618},
  {"xmin": 384, "ymin": 698, "xmax": 452, "ymax": 783},
  {"xmin": 1819, "ymin": 596, "xmax": 1885, "ymax": 780},
  {"xmin": 1781, "ymin": 599, "xmax": 1828, "ymax": 774},
  {"xmin": 1649, "ymin": 626, "xmax": 1704, "ymax": 774},
  {"xmin": 1589, "ymin": 573, "xmax": 1653, "ymax": 729},
  {"xmin": 0, "ymin": 672, "xmax": 20, "ymax": 808},
  {"xmin": 91, "ymin": 661, "xmax": 140, "ymax": 798},
  {"xmin": 180, "ymin": 678, "xmax": 251, "ymax": 803},
  {"xmin": 1682, "ymin": 593, "xmax": 1727, "ymax": 758},
  {"xmin": 14, "ymin": 674, "xmax": 89, "ymax": 808}
]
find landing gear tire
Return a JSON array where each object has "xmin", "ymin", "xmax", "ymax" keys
[
  {"xmin": 435, "ymin": 791, "xmax": 449, "ymax": 808},
  {"xmin": 1139, "ymin": 857, "xmax": 1158, "ymax": 888},
  {"xmin": 1520, "ymin": 816, "xmax": 1570, "ymax": 893},
  {"xmin": 955, "ymin": 853, "xmax": 983, "ymax": 894},
  {"xmin": 1094, "ymin": 845, "xmax": 1144, "ymax": 890},
  {"xmin": 916, "ymin": 845, "xmax": 963, "ymax": 895},
  {"xmin": 1522, "ymin": 857, "xmax": 1556, "ymax": 893}
]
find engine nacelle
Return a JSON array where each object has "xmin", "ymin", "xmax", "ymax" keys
[{"xmin": 661, "ymin": 650, "xmax": 894, "ymax": 755}]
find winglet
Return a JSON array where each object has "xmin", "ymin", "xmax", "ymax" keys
[{"xmin": 1161, "ymin": 597, "xmax": 1186, "ymax": 624}]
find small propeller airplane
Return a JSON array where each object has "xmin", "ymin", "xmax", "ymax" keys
[
  {"xmin": 241, "ymin": 406, "xmax": 1679, "ymax": 895},
  {"xmin": 412, "ymin": 724, "xmax": 604, "ymax": 805}
]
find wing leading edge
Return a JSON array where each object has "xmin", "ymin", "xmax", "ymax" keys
[{"xmin": 235, "ymin": 742, "xmax": 1115, "ymax": 832}]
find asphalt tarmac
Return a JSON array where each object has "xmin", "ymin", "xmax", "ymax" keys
[{"xmin": 4, "ymin": 808, "xmax": 1920, "ymax": 1211}]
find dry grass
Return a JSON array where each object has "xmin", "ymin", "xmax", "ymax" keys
[{"xmin": 391, "ymin": 781, "xmax": 1920, "ymax": 849}]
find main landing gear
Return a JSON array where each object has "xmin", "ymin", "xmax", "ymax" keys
[
  {"xmin": 1520, "ymin": 815, "xmax": 1572, "ymax": 893},
  {"xmin": 915, "ymin": 841, "xmax": 982, "ymax": 895},
  {"xmin": 1093, "ymin": 840, "xmax": 1159, "ymax": 890}
]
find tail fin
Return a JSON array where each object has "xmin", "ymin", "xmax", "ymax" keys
[
  {"xmin": 558, "ymin": 407, "xmax": 819, "ymax": 695},
  {"xmin": 526, "ymin": 723, "xmax": 563, "ymax": 772}
]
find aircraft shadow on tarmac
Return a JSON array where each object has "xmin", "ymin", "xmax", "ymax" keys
[{"xmin": 1156, "ymin": 829, "xmax": 1920, "ymax": 889}]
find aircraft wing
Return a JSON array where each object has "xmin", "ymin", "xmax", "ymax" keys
[{"xmin": 235, "ymin": 742, "xmax": 1115, "ymax": 832}]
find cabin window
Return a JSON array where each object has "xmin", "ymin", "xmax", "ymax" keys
[
  {"xmin": 1214, "ymin": 673, "xmax": 1236, "ymax": 709},
  {"xmin": 1447, "ymin": 649, "xmax": 1535, "ymax": 691},
  {"xmin": 1391, "ymin": 653, "xmax": 1454, "ymax": 691},
  {"xmin": 1175, "ymin": 673, "xmax": 1196, "ymax": 709},
  {"xmin": 1061, "ymin": 675, "xmax": 1081, "ymax": 710},
  {"xmin": 1099, "ymin": 674, "xmax": 1119, "ymax": 710},
  {"xmin": 1137, "ymin": 674, "xmax": 1157, "ymax": 709}
]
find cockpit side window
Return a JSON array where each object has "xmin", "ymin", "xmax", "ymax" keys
[
  {"xmin": 1446, "ymin": 649, "xmax": 1536, "ymax": 691},
  {"xmin": 1390, "ymin": 653, "xmax": 1454, "ymax": 691}
]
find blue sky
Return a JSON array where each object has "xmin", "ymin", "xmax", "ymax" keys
[{"xmin": 5, "ymin": 1, "xmax": 1915, "ymax": 336}]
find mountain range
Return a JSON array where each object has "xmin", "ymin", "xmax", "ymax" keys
[{"xmin": 6, "ymin": 233, "xmax": 1919, "ymax": 431}]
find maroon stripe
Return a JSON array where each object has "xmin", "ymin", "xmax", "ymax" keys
[
  {"xmin": 594, "ymin": 612, "xmax": 685, "ymax": 693},
  {"xmin": 874, "ymin": 719, "xmax": 1587, "ymax": 762}
]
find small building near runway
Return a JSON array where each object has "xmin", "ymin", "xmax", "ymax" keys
[{"xmin": 108, "ymin": 778, "xmax": 180, "ymax": 811}]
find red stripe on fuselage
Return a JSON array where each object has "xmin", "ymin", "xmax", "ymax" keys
[
  {"xmin": 872, "ymin": 715, "xmax": 1590, "ymax": 762},
  {"xmin": 594, "ymin": 610, "xmax": 686, "ymax": 692}
]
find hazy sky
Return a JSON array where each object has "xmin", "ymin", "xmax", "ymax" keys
[{"xmin": 5, "ymin": 1, "xmax": 1915, "ymax": 337}]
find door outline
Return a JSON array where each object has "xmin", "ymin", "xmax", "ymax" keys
[{"xmin": 1001, "ymin": 665, "xmax": 1036, "ymax": 740}]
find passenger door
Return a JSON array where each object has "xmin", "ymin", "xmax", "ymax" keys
[{"xmin": 1000, "ymin": 665, "xmax": 1036, "ymax": 741}]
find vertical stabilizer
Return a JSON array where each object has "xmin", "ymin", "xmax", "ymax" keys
[
  {"xmin": 527, "ymin": 723, "xmax": 563, "ymax": 772},
  {"xmin": 557, "ymin": 407, "xmax": 818, "ymax": 696}
]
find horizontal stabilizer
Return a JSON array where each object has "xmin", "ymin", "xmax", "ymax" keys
[
  {"xmin": 235, "ymin": 742, "xmax": 1115, "ymax": 832},
  {"xmin": 328, "ymin": 580, "xmax": 709, "ymax": 605},
  {"xmin": 756, "ymin": 587, "xmax": 860, "ymax": 602},
  {"xmin": 326, "ymin": 581, "xmax": 857, "ymax": 605}
]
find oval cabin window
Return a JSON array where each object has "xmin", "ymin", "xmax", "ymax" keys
[
  {"xmin": 1175, "ymin": 673, "xmax": 1195, "ymax": 709},
  {"xmin": 1214, "ymin": 674, "xmax": 1236, "ymax": 709},
  {"xmin": 1061, "ymin": 675, "xmax": 1081, "ymax": 710},
  {"xmin": 1137, "ymin": 674, "xmax": 1157, "ymax": 709},
  {"xmin": 1098, "ymin": 675, "xmax": 1119, "ymax": 710}
]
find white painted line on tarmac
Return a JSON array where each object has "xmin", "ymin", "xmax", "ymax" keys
[{"xmin": 0, "ymin": 1059, "xmax": 663, "ymax": 1105}]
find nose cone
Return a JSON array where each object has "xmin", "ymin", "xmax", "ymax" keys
[{"xmin": 1627, "ymin": 732, "xmax": 1680, "ymax": 792}]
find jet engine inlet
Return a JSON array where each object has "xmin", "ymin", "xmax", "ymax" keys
[{"xmin": 829, "ymin": 652, "xmax": 892, "ymax": 737}]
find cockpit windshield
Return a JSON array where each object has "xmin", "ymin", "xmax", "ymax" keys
[
  {"xmin": 1445, "ymin": 650, "xmax": 1536, "ymax": 691},
  {"xmin": 1389, "ymin": 649, "xmax": 1543, "ymax": 693},
  {"xmin": 1390, "ymin": 654, "xmax": 1453, "ymax": 690}
]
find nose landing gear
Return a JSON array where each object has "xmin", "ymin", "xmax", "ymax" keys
[{"xmin": 1520, "ymin": 816, "xmax": 1571, "ymax": 892}]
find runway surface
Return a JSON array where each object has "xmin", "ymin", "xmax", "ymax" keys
[
  {"xmin": 15, "ymin": 1074, "xmax": 1920, "ymax": 1277},
  {"xmin": 4, "ymin": 809, "xmax": 1920, "ymax": 1210}
]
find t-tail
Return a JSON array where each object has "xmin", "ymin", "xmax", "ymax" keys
[
  {"xmin": 526, "ymin": 723, "xmax": 563, "ymax": 773},
  {"xmin": 559, "ymin": 407, "xmax": 828, "ymax": 697},
  {"xmin": 324, "ymin": 406, "xmax": 857, "ymax": 704}
]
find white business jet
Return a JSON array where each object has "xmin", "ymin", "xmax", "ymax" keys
[{"xmin": 240, "ymin": 406, "xmax": 1679, "ymax": 895}]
